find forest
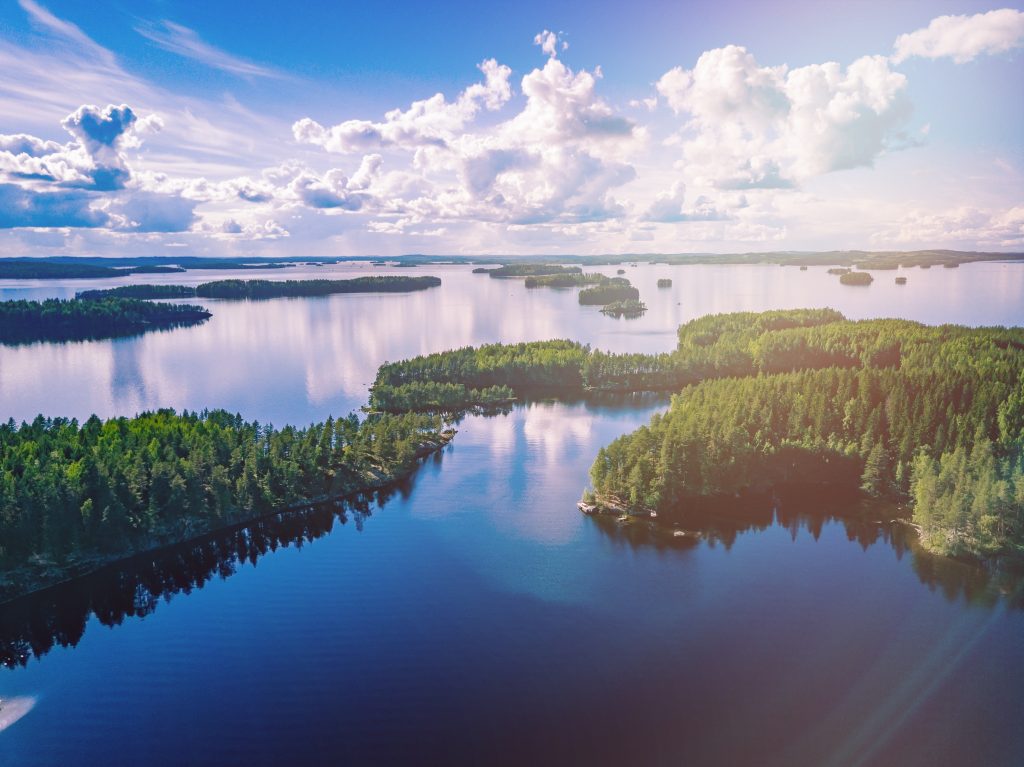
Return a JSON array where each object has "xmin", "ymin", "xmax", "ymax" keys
[
  {"xmin": 77, "ymin": 285, "xmax": 198, "ymax": 301},
  {"xmin": 485, "ymin": 264, "xmax": 583, "ymax": 278},
  {"xmin": 369, "ymin": 310, "xmax": 1023, "ymax": 558},
  {"xmin": 587, "ymin": 312, "xmax": 1024, "ymax": 559},
  {"xmin": 0, "ymin": 409, "xmax": 451, "ymax": 600},
  {"xmin": 839, "ymin": 271, "xmax": 874, "ymax": 286},
  {"xmin": 0, "ymin": 297, "xmax": 211, "ymax": 343},
  {"xmin": 600, "ymin": 299, "xmax": 647, "ymax": 317},
  {"xmin": 193, "ymin": 276, "xmax": 441, "ymax": 298},
  {"xmin": 579, "ymin": 282, "xmax": 640, "ymax": 305},
  {"xmin": 74, "ymin": 276, "xmax": 442, "ymax": 302}
]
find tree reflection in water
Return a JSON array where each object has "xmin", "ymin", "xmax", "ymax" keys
[
  {"xmin": 2, "ymin": 474, "xmax": 1020, "ymax": 669},
  {"xmin": 0, "ymin": 485, "xmax": 406, "ymax": 668},
  {"xmin": 588, "ymin": 487, "xmax": 1024, "ymax": 612}
]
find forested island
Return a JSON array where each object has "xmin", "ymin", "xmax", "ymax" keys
[
  {"xmin": 77, "ymin": 285, "xmax": 198, "ymax": 301},
  {"xmin": 579, "ymin": 281, "xmax": 640, "ymax": 305},
  {"xmin": 600, "ymin": 299, "xmax": 647, "ymax": 318},
  {"xmin": 657, "ymin": 278, "xmax": 673, "ymax": 288},
  {"xmin": 367, "ymin": 310, "xmax": 1023, "ymax": 561},
  {"xmin": 0, "ymin": 410, "xmax": 452, "ymax": 601},
  {"xmin": 3, "ymin": 305, "xmax": 1022, "ymax": 602},
  {"xmin": 524, "ymin": 272, "xmax": 607, "ymax": 288},
  {"xmin": 0, "ymin": 298, "xmax": 211, "ymax": 344},
  {"xmin": 485, "ymin": 264, "xmax": 583, "ymax": 278},
  {"xmin": 75, "ymin": 276, "xmax": 442, "ymax": 302},
  {"xmin": 839, "ymin": 271, "xmax": 874, "ymax": 286}
]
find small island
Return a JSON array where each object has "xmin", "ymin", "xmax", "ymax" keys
[
  {"xmin": 896, "ymin": 276, "xmax": 908, "ymax": 285},
  {"xmin": 600, "ymin": 299, "xmax": 647, "ymax": 318},
  {"xmin": 579, "ymin": 282, "xmax": 640, "ymax": 305},
  {"xmin": 0, "ymin": 298, "xmax": 211, "ymax": 344},
  {"xmin": 524, "ymin": 272, "xmax": 607, "ymax": 288},
  {"xmin": 657, "ymin": 278, "xmax": 673, "ymax": 288},
  {"xmin": 486, "ymin": 264, "xmax": 583, "ymax": 278},
  {"xmin": 839, "ymin": 271, "xmax": 873, "ymax": 286},
  {"xmin": 77, "ymin": 285, "xmax": 198, "ymax": 301},
  {"xmin": 827, "ymin": 267, "xmax": 852, "ymax": 275},
  {"xmin": 76, "ymin": 276, "xmax": 443, "ymax": 302}
]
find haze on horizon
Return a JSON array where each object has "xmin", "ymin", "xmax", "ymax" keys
[{"xmin": 0, "ymin": 0, "xmax": 1021, "ymax": 258}]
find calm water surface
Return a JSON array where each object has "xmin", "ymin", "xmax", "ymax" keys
[{"xmin": 1, "ymin": 262, "xmax": 1023, "ymax": 766}]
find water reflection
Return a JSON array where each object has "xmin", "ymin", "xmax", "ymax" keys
[
  {"xmin": 588, "ymin": 491, "xmax": 1024, "ymax": 611},
  {"xmin": 0, "ymin": 485, "xmax": 413, "ymax": 669},
  {"xmin": 4, "ymin": 469, "xmax": 1020, "ymax": 670}
]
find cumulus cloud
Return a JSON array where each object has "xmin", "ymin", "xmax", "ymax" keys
[
  {"xmin": 643, "ymin": 183, "xmax": 733, "ymax": 223},
  {"xmin": 892, "ymin": 9, "xmax": 1024, "ymax": 64},
  {"xmin": 657, "ymin": 45, "xmax": 912, "ymax": 188},
  {"xmin": 533, "ymin": 29, "xmax": 567, "ymax": 58},
  {"xmin": 216, "ymin": 218, "xmax": 289, "ymax": 239},
  {"xmin": 0, "ymin": 104, "xmax": 199, "ymax": 231},
  {"xmin": 0, "ymin": 182, "xmax": 108, "ymax": 228},
  {"xmin": 293, "ymin": 59, "xmax": 512, "ymax": 153},
  {"xmin": 878, "ymin": 205, "xmax": 1024, "ymax": 247}
]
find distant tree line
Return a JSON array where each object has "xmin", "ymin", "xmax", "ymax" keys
[{"xmin": 0, "ymin": 298, "xmax": 211, "ymax": 344}]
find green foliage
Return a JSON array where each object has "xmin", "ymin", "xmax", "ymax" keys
[
  {"xmin": 369, "ymin": 382, "xmax": 514, "ymax": 412},
  {"xmin": 588, "ymin": 315, "xmax": 1024, "ymax": 558},
  {"xmin": 579, "ymin": 283, "xmax": 640, "ymax": 305},
  {"xmin": 486, "ymin": 264, "xmax": 582, "ymax": 278},
  {"xmin": 600, "ymin": 299, "xmax": 647, "ymax": 317},
  {"xmin": 524, "ymin": 272, "xmax": 608, "ymax": 288},
  {"xmin": 194, "ymin": 276, "xmax": 441, "ymax": 298},
  {"xmin": 839, "ymin": 271, "xmax": 873, "ymax": 286},
  {"xmin": 0, "ymin": 298, "xmax": 211, "ymax": 343},
  {"xmin": 77, "ymin": 285, "xmax": 198, "ymax": 301},
  {"xmin": 374, "ymin": 340, "xmax": 591, "ymax": 392},
  {"xmin": 0, "ymin": 262, "xmax": 123, "ymax": 279},
  {"xmin": 0, "ymin": 409, "xmax": 447, "ymax": 566}
]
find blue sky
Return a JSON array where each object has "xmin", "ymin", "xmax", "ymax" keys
[{"xmin": 0, "ymin": 0, "xmax": 1021, "ymax": 256}]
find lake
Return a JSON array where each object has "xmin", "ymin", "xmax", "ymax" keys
[{"xmin": 1, "ymin": 261, "xmax": 1023, "ymax": 766}]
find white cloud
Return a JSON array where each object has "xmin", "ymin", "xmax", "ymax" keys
[
  {"xmin": 533, "ymin": 29, "xmax": 567, "ymax": 58},
  {"xmin": 656, "ymin": 46, "xmax": 912, "ymax": 188},
  {"xmin": 892, "ymin": 9, "xmax": 1024, "ymax": 64},
  {"xmin": 293, "ymin": 59, "xmax": 512, "ymax": 153},
  {"xmin": 643, "ymin": 182, "xmax": 733, "ymax": 222},
  {"xmin": 877, "ymin": 204, "xmax": 1024, "ymax": 247}
]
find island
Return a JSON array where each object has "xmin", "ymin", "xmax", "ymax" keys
[
  {"xmin": 839, "ymin": 271, "xmax": 874, "ymax": 286},
  {"xmin": 579, "ymin": 282, "xmax": 640, "ymax": 305},
  {"xmin": 0, "ymin": 298, "xmax": 211, "ymax": 344},
  {"xmin": 657, "ymin": 278, "xmax": 673, "ymax": 288},
  {"xmin": 485, "ymin": 264, "xmax": 583, "ymax": 278},
  {"xmin": 358, "ymin": 310, "xmax": 1024, "ymax": 562},
  {"xmin": 76, "ymin": 276, "xmax": 442, "ymax": 302},
  {"xmin": 2, "ymin": 308, "xmax": 1021, "ymax": 605},
  {"xmin": 0, "ymin": 410, "xmax": 453, "ymax": 602},
  {"xmin": 77, "ymin": 285, "xmax": 198, "ymax": 301},
  {"xmin": 896, "ymin": 276, "xmax": 908, "ymax": 285},
  {"xmin": 524, "ymin": 272, "xmax": 607, "ymax": 288},
  {"xmin": 600, "ymin": 299, "xmax": 647, "ymax": 318}
]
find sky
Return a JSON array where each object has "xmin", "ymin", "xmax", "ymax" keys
[{"xmin": 0, "ymin": 0, "xmax": 1021, "ymax": 257}]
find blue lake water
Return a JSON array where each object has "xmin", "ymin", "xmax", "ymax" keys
[{"xmin": 1, "ymin": 262, "xmax": 1023, "ymax": 765}]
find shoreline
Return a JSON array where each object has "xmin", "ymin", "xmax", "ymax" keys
[{"xmin": 0, "ymin": 430, "xmax": 454, "ymax": 606}]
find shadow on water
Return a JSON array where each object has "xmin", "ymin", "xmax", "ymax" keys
[
  {"xmin": 0, "ymin": 479, "xmax": 420, "ymax": 669},
  {"xmin": 588, "ymin": 487, "xmax": 1024, "ymax": 612},
  {"xmin": 0, "ymin": 318, "xmax": 210, "ymax": 348}
]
